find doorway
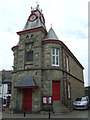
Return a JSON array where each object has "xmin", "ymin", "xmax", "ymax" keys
[
  {"xmin": 52, "ymin": 81, "xmax": 60, "ymax": 101},
  {"xmin": 22, "ymin": 89, "xmax": 32, "ymax": 112}
]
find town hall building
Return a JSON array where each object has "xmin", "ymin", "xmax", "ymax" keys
[{"xmin": 10, "ymin": 4, "xmax": 85, "ymax": 113}]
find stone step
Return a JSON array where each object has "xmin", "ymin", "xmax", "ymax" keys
[
  {"xmin": 53, "ymin": 102, "xmax": 66, "ymax": 107},
  {"xmin": 54, "ymin": 106, "xmax": 68, "ymax": 110},
  {"xmin": 53, "ymin": 101, "xmax": 64, "ymax": 105},
  {"xmin": 54, "ymin": 107, "xmax": 70, "ymax": 112},
  {"xmin": 53, "ymin": 108, "xmax": 71, "ymax": 115},
  {"xmin": 53, "ymin": 101, "xmax": 71, "ymax": 114},
  {"xmin": 55, "ymin": 107, "xmax": 68, "ymax": 110}
]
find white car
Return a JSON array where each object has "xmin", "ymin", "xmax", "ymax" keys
[{"xmin": 73, "ymin": 96, "xmax": 89, "ymax": 110}]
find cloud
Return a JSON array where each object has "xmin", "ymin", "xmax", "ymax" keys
[
  {"xmin": 0, "ymin": 0, "xmax": 88, "ymax": 86},
  {"xmin": 0, "ymin": 32, "xmax": 18, "ymax": 70}
]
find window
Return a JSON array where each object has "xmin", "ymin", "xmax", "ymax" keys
[
  {"xmin": 26, "ymin": 35, "xmax": 29, "ymax": 38},
  {"xmin": 52, "ymin": 48, "xmax": 59, "ymax": 66},
  {"xmin": 68, "ymin": 84, "xmax": 71, "ymax": 99},
  {"xmin": 30, "ymin": 34, "xmax": 33, "ymax": 37},
  {"xmin": 26, "ymin": 51, "xmax": 33, "ymax": 61},
  {"xmin": 66, "ymin": 55, "xmax": 69, "ymax": 72}
]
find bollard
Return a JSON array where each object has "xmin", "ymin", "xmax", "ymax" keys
[
  {"xmin": 49, "ymin": 106, "xmax": 50, "ymax": 119},
  {"xmin": 24, "ymin": 107, "xmax": 26, "ymax": 117}
]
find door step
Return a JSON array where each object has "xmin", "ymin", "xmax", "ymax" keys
[{"xmin": 53, "ymin": 101, "xmax": 71, "ymax": 115}]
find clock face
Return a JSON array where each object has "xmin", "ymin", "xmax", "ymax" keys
[
  {"xmin": 28, "ymin": 13, "xmax": 38, "ymax": 22},
  {"xmin": 40, "ymin": 15, "xmax": 45, "ymax": 24}
]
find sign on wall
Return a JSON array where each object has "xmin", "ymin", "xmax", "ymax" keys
[{"xmin": 42, "ymin": 96, "xmax": 52, "ymax": 105}]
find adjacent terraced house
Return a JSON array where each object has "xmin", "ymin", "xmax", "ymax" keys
[{"xmin": 10, "ymin": 5, "xmax": 85, "ymax": 113}]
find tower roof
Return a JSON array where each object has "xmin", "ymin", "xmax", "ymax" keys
[
  {"xmin": 44, "ymin": 27, "xmax": 58, "ymax": 40},
  {"xmin": 23, "ymin": 5, "xmax": 47, "ymax": 31}
]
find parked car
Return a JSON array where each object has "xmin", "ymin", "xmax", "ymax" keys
[{"xmin": 73, "ymin": 96, "xmax": 89, "ymax": 110}]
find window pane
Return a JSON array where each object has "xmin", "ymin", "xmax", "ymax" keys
[
  {"xmin": 52, "ymin": 56, "xmax": 55, "ymax": 64},
  {"xmin": 68, "ymin": 84, "xmax": 70, "ymax": 98},
  {"xmin": 26, "ymin": 51, "xmax": 33, "ymax": 61},
  {"xmin": 52, "ymin": 48, "xmax": 55, "ymax": 55},
  {"xmin": 56, "ymin": 56, "xmax": 59, "ymax": 65},
  {"xmin": 56, "ymin": 49, "xmax": 59, "ymax": 55}
]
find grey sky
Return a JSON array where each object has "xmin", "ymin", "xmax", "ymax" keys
[{"xmin": 0, "ymin": 0, "xmax": 88, "ymax": 86}]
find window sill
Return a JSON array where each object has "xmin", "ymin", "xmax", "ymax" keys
[
  {"xmin": 52, "ymin": 64, "xmax": 59, "ymax": 67},
  {"xmin": 25, "ymin": 61, "xmax": 33, "ymax": 65}
]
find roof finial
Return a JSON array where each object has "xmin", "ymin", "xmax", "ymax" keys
[
  {"xmin": 50, "ymin": 24, "xmax": 52, "ymax": 29},
  {"xmin": 31, "ymin": 7, "xmax": 32, "ymax": 10}
]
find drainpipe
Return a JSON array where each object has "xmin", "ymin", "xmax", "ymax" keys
[{"xmin": 65, "ymin": 51, "xmax": 68, "ymax": 106}]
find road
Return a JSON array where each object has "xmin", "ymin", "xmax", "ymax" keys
[
  {"xmin": 2, "ymin": 110, "xmax": 89, "ymax": 118},
  {"xmin": 0, "ymin": 111, "xmax": 2, "ymax": 120}
]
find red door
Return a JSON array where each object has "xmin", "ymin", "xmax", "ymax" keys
[
  {"xmin": 52, "ymin": 81, "xmax": 60, "ymax": 101},
  {"xmin": 22, "ymin": 89, "xmax": 32, "ymax": 112}
]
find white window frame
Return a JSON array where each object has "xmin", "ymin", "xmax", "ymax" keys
[{"xmin": 52, "ymin": 48, "xmax": 59, "ymax": 66}]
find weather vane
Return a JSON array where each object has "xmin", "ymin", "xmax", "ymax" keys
[
  {"xmin": 36, "ymin": 0, "xmax": 39, "ymax": 6},
  {"xmin": 36, "ymin": 0, "xmax": 38, "ymax": 5}
]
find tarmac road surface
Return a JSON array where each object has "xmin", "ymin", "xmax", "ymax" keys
[{"xmin": 2, "ymin": 110, "xmax": 89, "ymax": 118}]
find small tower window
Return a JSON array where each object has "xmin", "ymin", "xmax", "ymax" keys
[
  {"xmin": 26, "ymin": 35, "xmax": 29, "ymax": 38},
  {"xmin": 26, "ymin": 51, "xmax": 33, "ymax": 61},
  {"xmin": 30, "ymin": 34, "xmax": 33, "ymax": 37}
]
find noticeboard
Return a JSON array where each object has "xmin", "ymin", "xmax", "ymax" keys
[{"xmin": 42, "ymin": 96, "xmax": 52, "ymax": 105}]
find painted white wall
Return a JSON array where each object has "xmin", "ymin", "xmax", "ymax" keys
[{"xmin": 1, "ymin": 84, "xmax": 8, "ymax": 98}]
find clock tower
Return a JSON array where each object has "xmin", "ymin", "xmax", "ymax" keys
[
  {"xmin": 23, "ymin": 4, "xmax": 46, "ymax": 31},
  {"xmin": 11, "ymin": 4, "xmax": 47, "ymax": 112}
]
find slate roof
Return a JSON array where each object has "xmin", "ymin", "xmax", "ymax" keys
[
  {"xmin": 14, "ymin": 76, "xmax": 37, "ymax": 88},
  {"xmin": 23, "ymin": 6, "xmax": 46, "ymax": 31},
  {"xmin": 44, "ymin": 27, "xmax": 58, "ymax": 40}
]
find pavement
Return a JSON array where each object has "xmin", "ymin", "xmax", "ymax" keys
[{"xmin": 1, "ymin": 109, "xmax": 89, "ymax": 119}]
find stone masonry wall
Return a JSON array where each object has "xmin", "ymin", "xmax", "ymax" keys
[
  {"xmin": 13, "ymin": 30, "xmax": 46, "ymax": 71},
  {"xmin": 11, "ymin": 29, "xmax": 46, "ymax": 112},
  {"xmin": 69, "ymin": 55, "xmax": 84, "ymax": 82},
  {"xmin": 42, "ymin": 42, "xmax": 84, "ymax": 109},
  {"xmin": 11, "ymin": 70, "xmax": 42, "ymax": 112},
  {"xmin": 69, "ymin": 75, "xmax": 85, "ymax": 103},
  {"xmin": 62, "ymin": 48, "xmax": 84, "ymax": 107},
  {"xmin": 42, "ymin": 42, "xmax": 62, "ymax": 69}
]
